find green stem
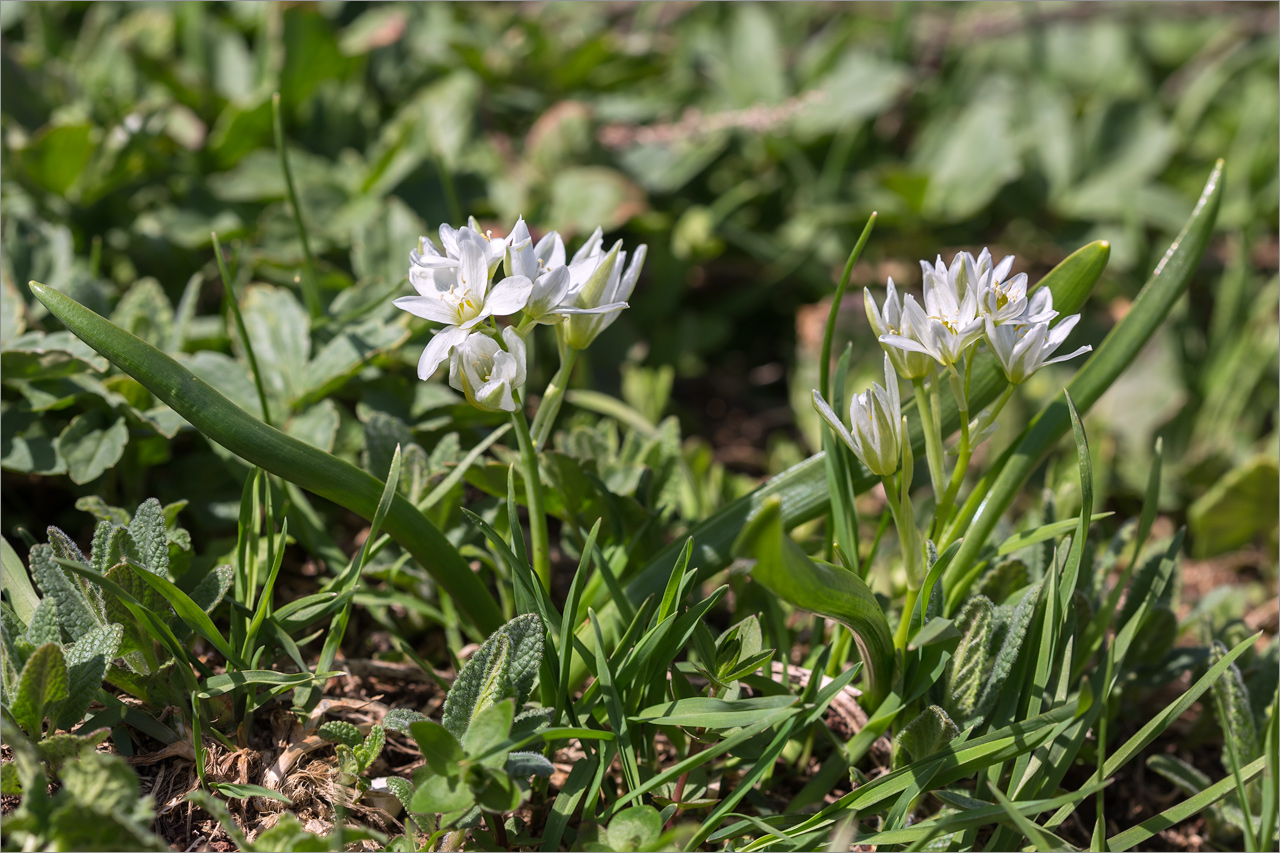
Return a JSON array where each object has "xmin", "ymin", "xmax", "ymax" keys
[
  {"xmin": 272, "ymin": 93, "xmax": 322, "ymax": 319},
  {"xmin": 511, "ymin": 403, "xmax": 551, "ymax": 590},
  {"xmin": 819, "ymin": 214, "xmax": 877, "ymax": 401},
  {"xmin": 938, "ymin": 384, "xmax": 1015, "ymax": 544},
  {"xmin": 882, "ymin": 473, "xmax": 920, "ymax": 653},
  {"xmin": 912, "ymin": 376, "xmax": 946, "ymax": 498},
  {"xmin": 213, "ymin": 233, "xmax": 273, "ymax": 427},
  {"xmin": 529, "ymin": 340, "xmax": 579, "ymax": 451}
]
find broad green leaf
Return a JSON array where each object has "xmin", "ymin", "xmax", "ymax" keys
[
  {"xmin": 441, "ymin": 614, "xmax": 543, "ymax": 741},
  {"xmin": 608, "ymin": 805, "xmax": 663, "ymax": 853},
  {"xmin": 57, "ymin": 622, "xmax": 122, "ymax": 730},
  {"xmin": 945, "ymin": 596, "xmax": 993, "ymax": 724},
  {"xmin": 732, "ymin": 497, "xmax": 893, "ymax": 706},
  {"xmin": 1188, "ymin": 455, "xmax": 1279, "ymax": 557},
  {"xmin": 463, "ymin": 698, "xmax": 515, "ymax": 768},
  {"xmin": 238, "ymin": 284, "xmax": 311, "ymax": 406},
  {"xmin": 410, "ymin": 771, "xmax": 475, "ymax": 816},
  {"xmin": 56, "ymin": 411, "xmax": 128, "ymax": 485},
  {"xmin": 894, "ymin": 705, "xmax": 961, "ymax": 769},
  {"xmin": 125, "ymin": 498, "xmax": 170, "ymax": 577},
  {"xmin": 13, "ymin": 642, "xmax": 68, "ymax": 737},
  {"xmin": 408, "ymin": 719, "xmax": 465, "ymax": 775},
  {"xmin": 19, "ymin": 122, "xmax": 93, "ymax": 196},
  {"xmin": 35, "ymin": 726, "xmax": 110, "ymax": 770},
  {"xmin": 28, "ymin": 281, "xmax": 501, "ymax": 634},
  {"xmin": 23, "ymin": 596, "xmax": 59, "ymax": 646}
]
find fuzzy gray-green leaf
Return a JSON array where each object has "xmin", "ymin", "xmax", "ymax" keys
[
  {"xmin": 125, "ymin": 498, "xmax": 170, "ymax": 578},
  {"xmin": 946, "ymin": 595, "xmax": 994, "ymax": 724},
  {"xmin": 318, "ymin": 720, "xmax": 364, "ymax": 750},
  {"xmin": 973, "ymin": 582, "xmax": 1041, "ymax": 724},
  {"xmin": 23, "ymin": 596, "xmax": 61, "ymax": 646},
  {"xmin": 893, "ymin": 705, "xmax": 960, "ymax": 769},
  {"xmin": 29, "ymin": 544, "xmax": 104, "ymax": 640},
  {"xmin": 1210, "ymin": 640, "xmax": 1260, "ymax": 775},
  {"xmin": 383, "ymin": 708, "xmax": 429, "ymax": 734},
  {"xmin": 188, "ymin": 564, "xmax": 234, "ymax": 614},
  {"xmin": 89, "ymin": 520, "xmax": 125, "ymax": 576},
  {"xmin": 356, "ymin": 724, "xmax": 385, "ymax": 771},
  {"xmin": 45, "ymin": 526, "xmax": 86, "ymax": 565},
  {"xmin": 506, "ymin": 750, "xmax": 555, "ymax": 778},
  {"xmin": 441, "ymin": 614, "xmax": 544, "ymax": 741},
  {"xmin": 57, "ymin": 622, "xmax": 122, "ymax": 730}
]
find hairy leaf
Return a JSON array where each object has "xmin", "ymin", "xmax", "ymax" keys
[
  {"xmin": 13, "ymin": 643, "xmax": 68, "ymax": 738},
  {"xmin": 893, "ymin": 705, "xmax": 960, "ymax": 769},
  {"xmin": 57, "ymin": 622, "xmax": 122, "ymax": 730},
  {"xmin": 945, "ymin": 595, "xmax": 994, "ymax": 724},
  {"xmin": 442, "ymin": 614, "xmax": 543, "ymax": 741},
  {"xmin": 29, "ymin": 544, "xmax": 104, "ymax": 640},
  {"xmin": 318, "ymin": 720, "xmax": 363, "ymax": 750}
]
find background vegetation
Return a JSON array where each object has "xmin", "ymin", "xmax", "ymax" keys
[{"xmin": 1, "ymin": 2, "xmax": 1277, "ymax": 851}]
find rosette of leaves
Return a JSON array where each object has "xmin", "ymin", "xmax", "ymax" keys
[
  {"xmin": 379, "ymin": 614, "xmax": 554, "ymax": 835},
  {"xmin": 3, "ymin": 498, "xmax": 232, "ymax": 710},
  {"xmin": 318, "ymin": 719, "xmax": 386, "ymax": 801},
  {"xmin": 1, "ymin": 717, "xmax": 168, "ymax": 852}
]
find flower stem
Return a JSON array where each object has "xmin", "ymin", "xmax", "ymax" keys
[
  {"xmin": 913, "ymin": 376, "xmax": 946, "ymax": 499},
  {"xmin": 511, "ymin": 404, "xmax": 551, "ymax": 590},
  {"xmin": 529, "ymin": 338, "xmax": 579, "ymax": 451},
  {"xmin": 272, "ymin": 93, "xmax": 322, "ymax": 320}
]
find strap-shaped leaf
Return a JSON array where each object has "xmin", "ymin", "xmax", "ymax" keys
[
  {"xmin": 29, "ymin": 281, "xmax": 502, "ymax": 635},
  {"xmin": 28, "ymin": 544, "xmax": 105, "ymax": 641},
  {"xmin": 1, "ymin": 536, "xmax": 39, "ymax": 627},
  {"xmin": 57, "ymin": 622, "xmax": 123, "ymax": 730},
  {"xmin": 12, "ymin": 642, "xmax": 68, "ymax": 738},
  {"xmin": 733, "ymin": 497, "xmax": 893, "ymax": 706}
]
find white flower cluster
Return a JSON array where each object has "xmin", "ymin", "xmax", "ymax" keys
[
  {"xmin": 815, "ymin": 248, "xmax": 1091, "ymax": 478},
  {"xmin": 868, "ymin": 248, "xmax": 1090, "ymax": 384},
  {"xmin": 394, "ymin": 217, "xmax": 646, "ymax": 412}
]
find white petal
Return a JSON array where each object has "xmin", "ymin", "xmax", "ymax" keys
[
  {"xmin": 811, "ymin": 390, "xmax": 855, "ymax": 450},
  {"xmin": 417, "ymin": 326, "xmax": 469, "ymax": 380},
  {"xmin": 394, "ymin": 294, "xmax": 460, "ymax": 325},
  {"xmin": 457, "ymin": 241, "xmax": 490, "ymax": 300},
  {"xmin": 486, "ymin": 275, "xmax": 534, "ymax": 316}
]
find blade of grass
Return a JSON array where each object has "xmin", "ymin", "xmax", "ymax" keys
[
  {"xmin": 1107, "ymin": 757, "xmax": 1266, "ymax": 852},
  {"xmin": 271, "ymin": 93, "xmax": 322, "ymax": 319}
]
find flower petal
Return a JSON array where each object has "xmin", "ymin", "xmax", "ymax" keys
[
  {"xmin": 418, "ymin": 326, "xmax": 469, "ymax": 380},
  {"xmin": 394, "ymin": 294, "xmax": 461, "ymax": 325}
]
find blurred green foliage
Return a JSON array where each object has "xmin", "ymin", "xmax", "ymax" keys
[{"xmin": 2, "ymin": 1, "xmax": 1276, "ymax": 560}]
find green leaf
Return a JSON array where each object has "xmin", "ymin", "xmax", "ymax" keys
[
  {"xmin": 13, "ymin": 642, "xmax": 68, "ymax": 737},
  {"xmin": 356, "ymin": 724, "xmax": 385, "ymax": 772},
  {"xmin": 19, "ymin": 122, "xmax": 93, "ymax": 196},
  {"xmin": 1, "ymin": 536, "xmax": 39, "ymax": 626},
  {"xmin": 56, "ymin": 411, "xmax": 128, "ymax": 485},
  {"xmin": 196, "ymin": 669, "xmax": 339, "ymax": 698},
  {"xmin": 607, "ymin": 805, "xmax": 663, "ymax": 852},
  {"xmin": 1108, "ymin": 757, "xmax": 1266, "ymax": 852},
  {"xmin": 238, "ymin": 284, "xmax": 311, "ymax": 407},
  {"xmin": 131, "ymin": 566, "xmax": 243, "ymax": 668},
  {"xmin": 945, "ymin": 596, "xmax": 994, "ymax": 724},
  {"xmin": 732, "ymin": 497, "xmax": 893, "ymax": 706},
  {"xmin": 893, "ymin": 705, "xmax": 961, "ymax": 769},
  {"xmin": 1188, "ymin": 455, "xmax": 1280, "ymax": 557},
  {"xmin": 463, "ymin": 699, "xmax": 515, "ymax": 768},
  {"xmin": 384, "ymin": 708, "xmax": 429, "ymax": 734},
  {"xmin": 996, "ymin": 514, "xmax": 1113, "ymax": 557},
  {"xmin": 410, "ymin": 771, "xmax": 475, "ymax": 816},
  {"xmin": 408, "ymin": 719, "xmax": 465, "ymax": 775},
  {"xmin": 318, "ymin": 720, "xmax": 363, "ymax": 750},
  {"xmin": 57, "ymin": 622, "xmax": 122, "ymax": 730},
  {"xmin": 441, "ymin": 614, "xmax": 543, "ymax": 741},
  {"xmin": 125, "ymin": 498, "xmax": 170, "ymax": 578},
  {"xmin": 209, "ymin": 782, "xmax": 294, "ymax": 805},
  {"xmin": 28, "ymin": 544, "xmax": 105, "ymax": 640},
  {"xmin": 631, "ymin": 695, "xmax": 800, "ymax": 729},
  {"xmin": 23, "ymin": 596, "xmax": 60, "ymax": 646},
  {"xmin": 36, "ymin": 726, "xmax": 110, "ymax": 770},
  {"xmin": 506, "ymin": 750, "xmax": 554, "ymax": 778},
  {"xmin": 28, "ymin": 281, "xmax": 501, "ymax": 634}
]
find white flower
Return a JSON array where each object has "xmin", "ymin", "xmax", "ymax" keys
[
  {"xmin": 878, "ymin": 254, "xmax": 984, "ymax": 367},
  {"xmin": 972, "ymin": 250, "xmax": 1031, "ymax": 325},
  {"xmin": 395, "ymin": 225, "xmax": 531, "ymax": 331},
  {"xmin": 984, "ymin": 314, "xmax": 1091, "ymax": 385},
  {"xmin": 505, "ymin": 218, "xmax": 633, "ymax": 327},
  {"xmin": 812, "ymin": 354, "xmax": 902, "ymax": 477},
  {"xmin": 562, "ymin": 230, "xmax": 647, "ymax": 350},
  {"xmin": 448, "ymin": 326, "xmax": 527, "ymax": 412},
  {"xmin": 865, "ymin": 280, "xmax": 934, "ymax": 380}
]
